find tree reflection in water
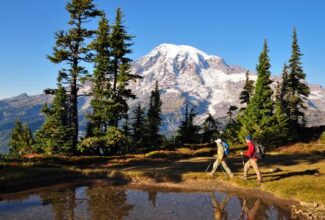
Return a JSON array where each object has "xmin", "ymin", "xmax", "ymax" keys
[
  {"xmin": 39, "ymin": 184, "xmax": 134, "ymax": 220},
  {"xmin": 86, "ymin": 184, "xmax": 134, "ymax": 220},
  {"xmin": 40, "ymin": 187, "xmax": 76, "ymax": 220}
]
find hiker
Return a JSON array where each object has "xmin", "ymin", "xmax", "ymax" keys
[
  {"xmin": 241, "ymin": 135, "xmax": 263, "ymax": 182},
  {"xmin": 210, "ymin": 192, "xmax": 231, "ymax": 220},
  {"xmin": 209, "ymin": 139, "xmax": 234, "ymax": 178}
]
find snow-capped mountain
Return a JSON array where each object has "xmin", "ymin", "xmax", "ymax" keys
[
  {"xmin": 1, "ymin": 43, "xmax": 325, "ymax": 153},
  {"xmin": 128, "ymin": 44, "xmax": 255, "ymax": 131}
]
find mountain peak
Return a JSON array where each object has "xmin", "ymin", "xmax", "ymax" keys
[{"xmin": 148, "ymin": 43, "xmax": 221, "ymax": 63}]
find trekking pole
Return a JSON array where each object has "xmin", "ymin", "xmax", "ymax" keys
[
  {"xmin": 205, "ymin": 161, "xmax": 212, "ymax": 173},
  {"xmin": 219, "ymin": 165, "xmax": 227, "ymax": 177},
  {"xmin": 240, "ymin": 152, "xmax": 245, "ymax": 168}
]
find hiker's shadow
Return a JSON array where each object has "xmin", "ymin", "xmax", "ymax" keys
[{"xmin": 264, "ymin": 169, "xmax": 320, "ymax": 181}]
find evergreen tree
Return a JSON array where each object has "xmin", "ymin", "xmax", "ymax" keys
[
  {"xmin": 286, "ymin": 28, "xmax": 310, "ymax": 135},
  {"xmin": 146, "ymin": 81, "xmax": 163, "ymax": 147},
  {"xmin": 227, "ymin": 105, "xmax": 238, "ymax": 123},
  {"xmin": 201, "ymin": 114, "xmax": 219, "ymax": 143},
  {"xmin": 239, "ymin": 71, "xmax": 255, "ymax": 107},
  {"xmin": 108, "ymin": 8, "xmax": 141, "ymax": 127},
  {"xmin": 47, "ymin": 0, "xmax": 101, "ymax": 153},
  {"xmin": 122, "ymin": 115, "xmax": 131, "ymax": 139},
  {"xmin": 121, "ymin": 114, "xmax": 132, "ymax": 153},
  {"xmin": 279, "ymin": 63, "xmax": 289, "ymax": 107},
  {"xmin": 271, "ymin": 96, "xmax": 290, "ymax": 145},
  {"xmin": 131, "ymin": 103, "xmax": 146, "ymax": 148},
  {"xmin": 80, "ymin": 126, "xmax": 126, "ymax": 155},
  {"xmin": 87, "ymin": 14, "xmax": 112, "ymax": 137},
  {"xmin": 176, "ymin": 104, "xmax": 200, "ymax": 144},
  {"xmin": 35, "ymin": 82, "xmax": 73, "ymax": 155},
  {"xmin": 239, "ymin": 40, "xmax": 274, "ymax": 144},
  {"xmin": 79, "ymin": 9, "xmax": 141, "ymax": 155},
  {"xmin": 225, "ymin": 105, "xmax": 240, "ymax": 144},
  {"xmin": 9, "ymin": 120, "xmax": 35, "ymax": 156}
]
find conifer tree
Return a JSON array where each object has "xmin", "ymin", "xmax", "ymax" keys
[
  {"xmin": 279, "ymin": 63, "xmax": 289, "ymax": 106},
  {"xmin": 146, "ymin": 81, "xmax": 163, "ymax": 147},
  {"xmin": 108, "ymin": 8, "xmax": 141, "ymax": 127},
  {"xmin": 227, "ymin": 105, "xmax": 238, "ymax": 123},
  {"xmin": 122, "ymin": 115, "xmax": 131, "ymax": 139},
  {"xmin": 176, "ymin": 104, "xmax": 200, "ymax": 144},
  {"xmin": 87, "ymin": 14, "xmax": 112, "ymax": 137},
  {"xmin": 121, "ymin": 114, "xmax": 132, "ymax": 152},
  {"xmin": 239, "ymin": 40, "xmax": 274, "ymax": 144},
  {"xmin": 131, "ymin": 103, "xmax": 146, "ymax": 148},
  {"xmin": 272, "ymin": 94, "xmax": 290, "ymax": 145},
  {"xmin": 286, "ymin": 28, "xmax": 310, "ymax": 135},
  {"xmin": 239, "ymin": 71, "xmax": 255, "ymax": 106},
  {"xmin": 201, "ymin": 114, "xmax": 219, "ymax": 143},
  {"xmin": 35, "ymin": 81, "xmax": 73, "ymax": 154},
  {"xmin": 47, "ymin": 0, "xmax": 101, "ymax": 153},
  {"xmin": 9, "ymin": 120, "xmax": 35, "ymax": 156}
]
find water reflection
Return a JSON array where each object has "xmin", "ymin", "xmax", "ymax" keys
[
  {"xmin": 147, "ymin": 190, "xmax": 157, "ymax": 208},
  {"xmin": 241, "ymin": 199, "xmax": 261, "ymax": 219},
  {"xmin": 210, "ymin": 192, "xmax": 231, "ymax": 219},
  {"xmin": 40, "ymin": 187, "xmax": 77, "ymax": 220},
  {"xmin": 0, "ymin": 183, "xmax": 293, "ymax": 220},
  {"xmin": 87, "ymin": 184, "xmax": 133, "ymax": 219}
]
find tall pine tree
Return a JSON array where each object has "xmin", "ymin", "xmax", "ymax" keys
[
  {"xmin": 47, "ymin": 0, "xmax": 101, "ymax": 153},
  {"xmin": 146, "ymin": 81, "xmax": 162, "ymax": 147},
  {"xmin": 239, "ymin": 40, "xmax": 274, "ymax": 144},
  {"xmin": 286, "ymin": 28, "xmax": 310, "ymax": 136},
  {"xmin": 87, "ymin": 14, "xmax": 112, "ymax": 138},
  {"xmin": 108, "ymin": 8, "xmax": 141, "ymax": 127}
]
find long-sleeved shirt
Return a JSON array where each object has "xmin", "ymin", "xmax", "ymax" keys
[{"xmin": 245, "ymin": 141, "xmax": 256, "ymax": 158}]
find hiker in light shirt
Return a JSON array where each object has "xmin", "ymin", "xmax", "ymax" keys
[{"xmin": 209, "ymin": 139, "xmax": 233, "ymax": 178}]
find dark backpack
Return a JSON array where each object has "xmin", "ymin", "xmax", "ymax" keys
[
  {"xmin": 254, "ymin": 143, "xmax": 265, "ymax": 159},
  {"xmin": 222, "ymin": 141, "xmax": 230, "ymax": 156}
]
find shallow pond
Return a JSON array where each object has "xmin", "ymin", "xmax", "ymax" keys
[{"xmin": 0, "ymin": 182, "xmax": 293, "ymax": 220}]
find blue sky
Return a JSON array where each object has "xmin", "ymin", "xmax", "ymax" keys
[{"xmin": 0, "ymin": 0, "xmax": 325, "ymax": 99}]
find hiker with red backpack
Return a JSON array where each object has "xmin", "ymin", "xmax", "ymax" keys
[
  {"xmin": 241, "ymin": 135, "xmax": 263, "ymax": 183},
  {"xmin": 209, "ymin": 138, "xmax": 234, "ymax": 178}
]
